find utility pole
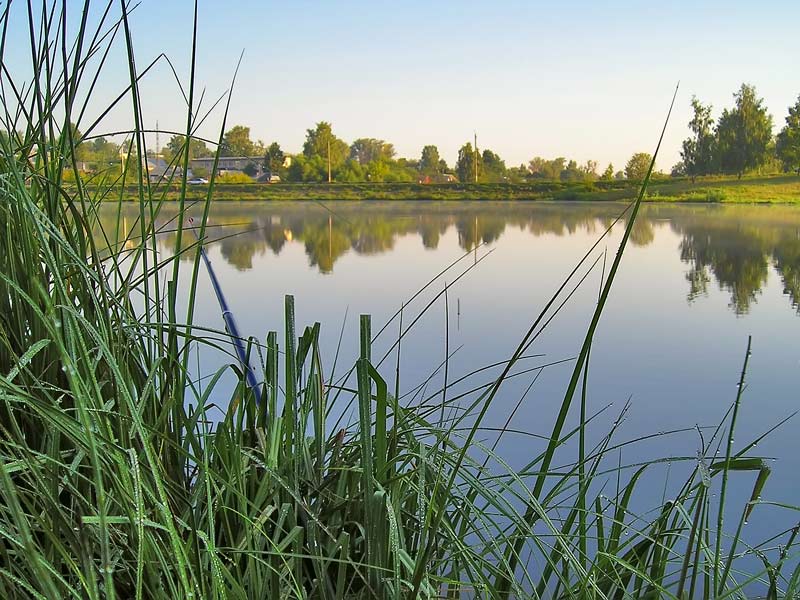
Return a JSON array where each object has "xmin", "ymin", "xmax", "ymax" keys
[
  {"xmin": 474, "ymin": 215, "xmax": 478, "ymax": 265},
  {"xmin": 119, "ymin": 139, "xmax": 128, "ymax": 176},
  {"xmin": 155, "ymin": 120, "xmax": 160, "ymax": 158},
  {"xmin": 473, "ymin": 131, "xmax": 478, "ymax": 183},
  {"xmin": 327, "ymin": 137, "xmax": 332, "ymax": 183}
]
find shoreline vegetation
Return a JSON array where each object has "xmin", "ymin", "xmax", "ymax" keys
[
  {"xmin": 3, "ymin": 2, "xmax": 799, "ymax": 598},
  {"xmin": 64, "ymin": 83, "xmax": 800, "ymax": 191},
  {"xmin": 87, "ymin": 173, "xmax": 800, "ymax": 203}
]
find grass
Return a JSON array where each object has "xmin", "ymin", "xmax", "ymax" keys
[
  {"xmin": 1, "ymin": 2, "xmax": 799, "ymax": 599},
  {"xmin": 74, "ymin": 175, "xmax": 800, "ymax": 204}
]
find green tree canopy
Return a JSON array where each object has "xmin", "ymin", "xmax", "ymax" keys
[
  {"xmin": 336, "ymin": 159, "xmax": 366, "ymax": 182},
  {"xmin": 59, "ymin": 122, "xmax": 89, "ymax": 163},
  {"xmin": 287, "ymin": 154, "xmax": 327, "ymax": 182},
  {"xmin": 419, "ymin": 145, "xmax": 441, "ymax": 175},
  {"xmin": 680, "ymin": 96, "xmax": 716, "ymax": 181},
  {"xmin": 264, "ymin": 142, "xmax": 285, "ymax": 173},
  {"xmin": 456, "ymin": 142, "xmax": 482, "ymax": 182},
  {"xmin": 581, "ymin": 160, "xmax": 598, "ymax": 181},
  {"xmin": 560, "ymin": 159, "xmax": 582, "ymax": 182},
  {"xmin": 88, "ymin": 137, "xmax": 118, "ymax": 157},
  {"xmin": 302, "ymin": 122, "xmax": 349, "ymax": 179},
  {"xmin": 776, "ymin": 95, "xmax": 800, "ymax": 175},
  {"xmin": 505, "ymin": 163, "xmax": 529, "ymax": 183},
  {"xmin": 221, "ymin": 125, "xmax": 256, "ymax": 157},
  {"xmin": 165, "ymin": 134, "xmax": 212, "ymax": 162},
  {"xmin": 600, "ymin": 163, "xmax": 614, "ymax": 181},
  {"xmin": 624, "ymin": 152, "xmax": 654, "ymax": 180},
  {"xmin": 349, "ymin": 138, "xmax": 394, "ymax": 165},
  {"xmin": 69, "ymin": 135, "xmax": 120, "ymax": 170},
  {"xmin": 481, "ymin": 149, "xmax": 506, "ymax": 182},
  {"xmin": 528, "ymin": 157, "xmax": 565, "ymax": 180},
  {"xmin": 716, "ymin": 84, "xmax": 773, "ymax": 178}
]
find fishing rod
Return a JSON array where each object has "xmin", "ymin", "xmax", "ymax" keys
[{"xmin": 187, "ymin": 217, "xmax": 263, "ymax": 405}]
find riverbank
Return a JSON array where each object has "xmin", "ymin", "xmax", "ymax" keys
[{"xmin": 94, "ymin": 173, "xmax": 800, "ymax": 202}]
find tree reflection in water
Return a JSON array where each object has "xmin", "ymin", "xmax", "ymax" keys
[{"xmin": 96, "ymin": 202, "xmax": 800, "ymax": 315}]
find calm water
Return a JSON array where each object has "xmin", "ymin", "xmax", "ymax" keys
[{"xmin": 105, "ymin": 200, "xmax": 800, "ymax": 561}]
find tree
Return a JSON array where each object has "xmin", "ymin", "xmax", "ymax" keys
[
  {"xmin": 59, "ymin": 123, "xmax": 89, "ymax": 163},
  {"xmin": 506, "ymin": 163, "xmax": 529, "ymax": 183},
  {"xmin": 350, "ymin": 138, "xmax": 394, "ymax": 165},
  {"xmin": 366, "ymin": 159, "xmax": 389, "ymax": 182},
  {"xmin": 264, "ymin": 142, "xmax": 285, "ymax": 173},
  {"xmin": 528, "ymin": 157, "xmax": 565, "ymax": 180},
  {"xmin": 78, "ymin": 136, "xmax": 120, "ymax": 170},
  {"xmin": 165, "ymin": 134, "xmax": 212, "ymax": 162},
  {"xmin": 716, "ymin": 84, "xmax": 773, "ymax": 178},
  {"xmin": 776, "ymin": 95, "xmax": 800, "ymax": 175},
  {"xmin": 456, "ymin": 142, "xmax": 482, "ymax": 182},
  {"xmin": 302, "ymin": 122, "xmax": 349, "ymax": 180},
  {"xmin": 287, "ymin": 154, "xmax": 327, "ymax": 182},
  {"xmin": 481, "ymin": 149, "xmax": 506, "ymax": 182},
  {"xmin": 560, "ymin": 159, "xmax": 583, "ymax": 182},
  {"xmin": 382, "ymin": 159, "xmax": 416, "ymax": 182},
  {"xmin": 88, "ymin": 137, "xmax": 117, "ymax": 157},
  {"xmin": 680, "ymin": 96, "xmax": 716, "ymax": 181},
  {"xmin": 420, "ymin": 145, "xmax": 441, "ymax": 175},
  {"xmin": 221, "ymin": 125, "xmax": 256, "ymax": 157},
  {"xmin": 580, "ymin": 160, "xmax": 598, "ymax": 181},
  {"xmin": 600, "ymin": 163, "xmax": 614, "ymax": 181},
  {"xmin": 671, "ymin": 161, "xmax": 686, "ymax": 177},
  {"xmin": 624, "ymin": 152, "xmax": 653, "ymax": 180}
]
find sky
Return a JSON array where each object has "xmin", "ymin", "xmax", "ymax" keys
[{"xmin": 6, "ymin": 0, "xmax": 800, "ymax": 171}]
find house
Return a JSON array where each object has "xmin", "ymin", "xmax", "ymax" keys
[
  {"xmin": 144, "ymin": 157, "xmax": 186, "ymax": 183},
  {"xmin": 190, "ymin": 156, "xmax": 265, "ymax": 177},
  {"xmin": 116, "ymin": 146, "xmax": 186, "ymax": 183},
  {"xmin": 419, "ymin": 173, "xmax": 457, "ymax": 184}
]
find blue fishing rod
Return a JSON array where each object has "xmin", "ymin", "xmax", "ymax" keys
[{"xmin": 188, "ymin": 217, "xmax": 263, "ymax": 405}]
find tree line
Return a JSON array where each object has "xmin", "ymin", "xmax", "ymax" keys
[
  {"xmin": 53, "ymin": 81, "xmax": 800, "ymax": 183},
  {"xmin": 171, "ymin": 124, "xmax": 662, "ymax": 184},
  {"xmin": 677, "ymin": 83, "xmax": 800, "ymax": 179}
]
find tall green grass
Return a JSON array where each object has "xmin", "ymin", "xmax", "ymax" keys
[{"xmin": 1, "ymin": 2, "xmax": 798, "ymax": 599}]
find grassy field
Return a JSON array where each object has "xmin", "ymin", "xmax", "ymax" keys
[
  {"xmin": 2, "ymin": 3, "xmax": 799, "ymax": 599},
  {"xmin": 643, "ymin": 174, "xmax": 800, "ymax": 203},
  {"xmin": 89, "ymin": 173, "xmax": 800, "ymax": 203}
]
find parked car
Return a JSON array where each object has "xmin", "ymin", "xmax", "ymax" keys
[
  {"xmin": 188, "ymin": 177, "xmax": 208, "ymax": 185},
  {"xmin": 257, "ymin": 173, "xmax": 281, "ymax": 184}
]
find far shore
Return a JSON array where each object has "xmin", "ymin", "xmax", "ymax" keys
[{"xmin": 84, "ymin": 173, "xmax": 800, "ymax": 204}]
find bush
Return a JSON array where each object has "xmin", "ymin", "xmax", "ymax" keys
[{"xmin": 217, "ymin": 171, "xmax": 253, "ymax": 183}]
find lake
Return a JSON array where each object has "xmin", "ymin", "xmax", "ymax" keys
[{"xmin": 102, "ymin": 199, "xmax": 800, "ymax": 568}]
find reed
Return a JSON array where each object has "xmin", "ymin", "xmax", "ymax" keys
[{"xmin": 0, "ymin": 2, "xmax": 797, "ymax": 598}]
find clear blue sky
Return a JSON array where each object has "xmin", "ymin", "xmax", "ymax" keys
[{"xmin": 8, "ymin": 0, "xmax": 800, "ymax": 171}]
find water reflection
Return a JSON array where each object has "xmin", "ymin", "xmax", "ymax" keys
[
  {"xmin": 670, "ymin": 207, "xmax": 800, "ymax": 314},
  {"xmin": 98, "ymin": 201, "xmax": 800, "ymax": 316}
]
